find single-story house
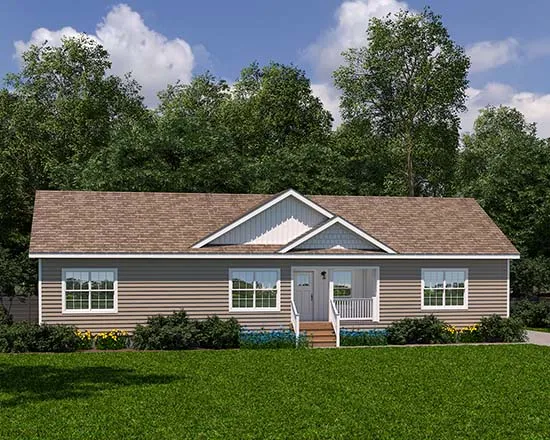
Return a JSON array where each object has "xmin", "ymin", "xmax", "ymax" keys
[{"xmin": 29, "ymin": 189, "xmax": 519, "ymax": 347}]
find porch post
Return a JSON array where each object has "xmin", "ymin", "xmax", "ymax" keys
[{"xmin": 373, "ymin": 296, "xmax": 380, "ymax": 322}]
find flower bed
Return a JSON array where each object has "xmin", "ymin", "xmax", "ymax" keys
[
  {"xmin": 340, "ymin": 329, "xmax": 388, "ymax": 346},
  {"xmin": 240, "ymin": 329, "xmax": 309, "ymax": 349}
]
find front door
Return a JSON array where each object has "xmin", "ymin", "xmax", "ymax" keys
[{"xmin": 295, "ymin": 271, "xmax": 314, "ymax": 321}]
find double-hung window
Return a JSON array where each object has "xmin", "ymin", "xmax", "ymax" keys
[
  {"xmin": 422, "ymin": 269, "xmax": 467, "ymax": 309},
  {"xmin": 63, "ymin": 269, "xmax": 117, "ymax": 313},
  {"xmin": 230, "ymin": 269, "xmax": 280, "ymax": 311}
]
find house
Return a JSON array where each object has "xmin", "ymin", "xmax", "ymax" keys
[{"xmin": 29, "ymin": 189, "xmax": 519, "ymax": 347}]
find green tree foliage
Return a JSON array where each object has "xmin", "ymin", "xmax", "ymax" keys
[
  {"xmin": 0, "ymin": 36, "xmax": 146, "ymax": 296},
  {"xmin": 334, "ymin": 8, "xmax": 469, "ymax": 196},
  {"xmin": 458, "ymin": 106, "xmax": 550, "ymax": 295},
  {"xmin": 226, "ymin": 62, "xmax": 342, "ymax": 194}
]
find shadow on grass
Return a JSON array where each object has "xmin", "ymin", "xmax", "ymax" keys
[{"xmin": 0, "ymin": 363, "xmax": 177, "ymax": 407}]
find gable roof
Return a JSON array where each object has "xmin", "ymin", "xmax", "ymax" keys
[
  {"xmin": 192, "ymin": 189, "xmax": 333, "ymax": 248},
  {"xmin": 278, "ymin": 217, "xmax": 396, "ymax": 254},
  {"xmin": 29, "ymin": 190, "xmax": 520, "ymax": 257}
]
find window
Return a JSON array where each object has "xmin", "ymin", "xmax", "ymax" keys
[
  {"xmin": 63, "ymin": 269, "xmax": 117, "ymax": 313},
  {"xmin": 230, "ymin": 269, "xmax": 279, "ymax": 310},
  {"xmin": 422, "ymin": 269, "xmax": 467, "ymax": 309},
  {"xmin": 333, "ymin": 271, "xmax": 352, "ymax": 297},
  {"xmin": 296, "ymin": 273, "xmax": 311, "ymax": 287}
]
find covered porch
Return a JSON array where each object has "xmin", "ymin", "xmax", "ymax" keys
[{"xmin": 290, "ymin": 266, "xmax": 380, "ymax": 347}]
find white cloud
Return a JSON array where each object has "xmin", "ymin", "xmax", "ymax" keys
[
  {"xmin": 462, "ymin": 82, "xmax": 550, "ymax": 137},
  {"xmin": 311, "ymin": 83, "xmax": 342, "ymax": 126},
  {"xmin": 306, "ymin": 0, "xmax": 408, "ymax": 80},
  {"xmin": 466, "ymin": 38, "xmax": 520, "ymax": 73},
  {"xmin": 14, "ymin": 4, "xmax": 200, "ymax": 106}
]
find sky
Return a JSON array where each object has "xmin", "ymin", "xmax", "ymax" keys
[{"xmin": 2, "ymin": 0, "xmax": 550, "ymax": 136}]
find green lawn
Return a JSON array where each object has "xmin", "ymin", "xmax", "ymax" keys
[
  {"xmin": 0, "ymin": 345, "xmax": 549, "ymax": 439},
  {"xmin": 527, "ymin": 327, "xmax": 550, "ymax": 333}
]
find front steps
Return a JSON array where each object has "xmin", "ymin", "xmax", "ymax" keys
[{"xmin": 301, "ymin": 321, "xmax": 336, "ymax": 348}]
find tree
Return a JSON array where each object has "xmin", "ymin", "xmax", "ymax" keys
[
  {"xmin": 5, "ymin": 35, "xmax": 145, "ymax": 189},
  {"xmin": 458, "ymin": 106, "xmax": 550, "ymax": 295},
  {"xmin": 154, "ymin": 73, "xmax": 244, "ymax": 193},
  {"xmin": 227, "ymin": 62, "xmax": 341, "ymax": 194},
  {"xmin": 0, "ymin": 36, "xmax": 146, "ymax": 297},
  {"xmin": 334, "ymin": 8, "xmax": 469, "ymax": 196}
]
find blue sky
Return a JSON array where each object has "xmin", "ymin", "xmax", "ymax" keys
[{"xmin": 2, "ymin": 0, "xmax": 550, "ymax": 135}]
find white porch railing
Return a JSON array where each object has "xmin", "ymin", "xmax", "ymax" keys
[
  {"xmin": 329, "ymin": 299, "xmax": 340, "ymax": 347},
  {"xmin": 290, "ymin": 299, "xmax": 300, "ymax": 345},
  {"xmin": 334, "ymin": 298, "xmax": 376, "ymax": 321}
]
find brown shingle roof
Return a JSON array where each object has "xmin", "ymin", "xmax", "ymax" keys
[{"xmin": 29, "ymin": 190, "xmax": 519, "ymax": 256}]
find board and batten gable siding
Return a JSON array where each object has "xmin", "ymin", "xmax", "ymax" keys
[
  {"xmin": 210, "ymin": 196, "xmax": 326, "ymax": 245},
  {"xmin": 40, "ymin": 258, "xmax": 508, "ymax": 332}
]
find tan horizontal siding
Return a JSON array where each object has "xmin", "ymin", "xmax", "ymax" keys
[
  {"xmin": 42, "ymin": 259, "xmax": 292, "ymax": 332},
  {"xmin": 41, "ymin": 258, "xmax": 508, "ymax": 333},
  {"xmin": 344, "ymin": 259, "xmax": 508, "ymax": 330}
]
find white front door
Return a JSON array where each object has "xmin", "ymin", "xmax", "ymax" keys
[{"xmin": 295, "ymin": 271, "xmax": 314, "ymax": 321}]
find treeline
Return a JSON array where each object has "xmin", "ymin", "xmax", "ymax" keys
[{"xmin": 0, "ymin": 9, "xmax": 549, "ymax": 298}]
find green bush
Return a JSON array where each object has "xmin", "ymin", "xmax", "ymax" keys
[
  {"xmin": 387, "ymin": 315, "xmax": 452, "ymax": 345},
  {"xmin": 456, "ymin": 325, "xmax": 482, "ymax": 343},
  {"xmin": 134, "ymin": 311, "xmax": 197, "ymax": 350},
  {"xmin": 511, "ymin": 299, "xmax": 550, "ymax": 328},
  {"xmin": 0, "ymin": 322, "xmax": 80, "ymax": 353},
  {"xmin": 195, "ymin": 316, "xmax": 240, "ymax": 349},
  {"xmin": 340, "ymin": 329, "xmax": 388, "ymax": 346},
  {"xmin": 134, "ymin": 311, "xmax": 241, "ymax": 350},
  {"xmin": 478, "ymin": 315, "xmax": 527, "ymax": 343}
]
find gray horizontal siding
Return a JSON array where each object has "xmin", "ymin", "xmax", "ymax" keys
[{"xmin": 41, "ymin": 258, "xmax": 508, "ymax": 333}]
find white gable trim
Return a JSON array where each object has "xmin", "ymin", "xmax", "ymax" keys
[
  {"xmin": 278, "ymin": 217, "xmax": 396, "ymax": 254},
  {"xmin": 192, "ymin": 189, "xmax": 334, "ymax": 248}
]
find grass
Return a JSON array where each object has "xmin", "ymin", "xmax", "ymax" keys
[
  {"xmin": 527, "ymin": 327, "xmax": 550, "ymax": 333},
  {"xmin": 1, "ymin": 345, "xmax": 549, "ymax": 439}
]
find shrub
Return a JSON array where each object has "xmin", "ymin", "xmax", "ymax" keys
[
  {"xmin": 340, "ymin": 329, "xmax": 388, "ymax": 346},
  {"xmin": 240, "ymin": 329, "xmax": 309, "ymax": 349},
  {"xmin": 94, "ymin": 329, "xmax": 129, "ymax": 350},
  {"xmin": 511, "ymin": 299, "xmax": 550, "ymax": 328},
  {"xmin": 134, "ymin": 311, "xmax": 199, "ymax": 350},
  {"xmin": 134, "ymin": 311, "xmax": 242, "ymax": 350},
  {"xmin": 0, "ymin": 322, "xmax": 80, "ymax": 353},
  {"xmin": 386, "ymin": 315, "xmax": 451, "ymax": 345},
  {"xmin": 0, "ymin": 304, "xmax": 13, "ymax": 325},
  {"xmin": 478, "ymin": 315, "xmax": 527, "ymax": 343},
  {"xmin": 457, "ymin": 324, "xmax": 482, "ymax": 343},
  {"xmin": 195, "ymin": 316, "xmax": 240, "ymax": 349}
]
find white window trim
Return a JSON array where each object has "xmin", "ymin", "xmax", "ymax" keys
[
  {"xmin": 421, "ymin": 268, "xmax": 468, "ymax": 310},
  {"xmin": 62, "ymin": 268, "xmax": 118, "ymax": 314},
  {"xmin": 228, "ymin": 268, "xmax": 281, "ymax": 312}
]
